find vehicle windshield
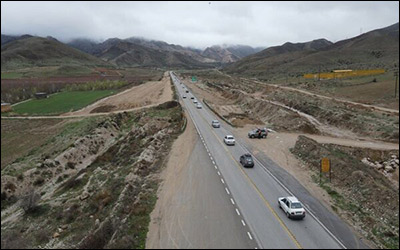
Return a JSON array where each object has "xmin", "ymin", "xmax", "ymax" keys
[
  {"xmin": 227, "ymin": 136, "xmax": 234, "ymax": 139},
  {"xmin": 291, "ymin": 202, "xmax": 303, "ymax": 209},
  {"xmin": 245, "ymin": 156, "xmax": 253, "ymax": 161}
]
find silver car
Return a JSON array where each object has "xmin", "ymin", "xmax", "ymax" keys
[{"xmin": 211, "ymin": 120, "xmax": 220, "ymax": 128}]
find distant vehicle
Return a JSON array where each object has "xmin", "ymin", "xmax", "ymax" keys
[
  {"xmin": 182, "ymin": 95, "xmax": 187, "ymax": 99},
  {"xmin": 248, "ymin": 128, "xmax": 268, "ymax": 139},
  {"xmin": 186, "ymin": 90, "xmax": 189, "ymax": 93},
  {"xmin": 193, "ymin": 99, "xmax": 198, "ymax": 104},
  {"xmin": 240, "ymin": 153, "xmax": 254, "ymax": 168},
  {"xmin": 196, "ymin": 103, "xmax": 202, "ymax": 109},
  {"xmin": 211, "ymin": 120, "xmax": 220, "ymax": 128},
  {"xmin": 190, "ymin": 96, "xmax": 195, "ymax": 99},
  {"xmin": 278, "ymin": 196, "xmax": 306, "ymax": 220},
  {"xmin": 224, "ymin": 135, "xmax": 235, "ymax": 146}
]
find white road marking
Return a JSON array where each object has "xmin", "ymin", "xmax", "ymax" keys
[
  {"xmin": 236, "ymin": 208, "xmax": 241, "ymax": 216},
  {"xmin": 247, "ymin": 232, "xmax": 253, "ymax": 240},
  {"xmin": 225, "ymin": 188, "xmax": 230, "ymax": 195},
  {"xmin": 241, "ymin": 220, "xmax": 246, "ymax": 226},
  {"xmin": 212, "ymin": 160, "xmax": 215, "ymax": 165},
  {"xmin": 221, "ymin": 178, "xmax": 225, "ymax": 184},
  {"xmin": 217, "ymin": 171, "xmax": 221, "ymax": 176},
  {"xmin": 230, "ymin": 198, "xmax": 235, "ymax": 205},
  {"xmin": 214, "ymin": 165, "xmax": 217, "ymax": 169}
]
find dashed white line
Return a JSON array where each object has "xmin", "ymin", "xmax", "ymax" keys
[
  {"xmin": 212, "ymin": 160, "xmax": 215, "ymax": 165},
  {"xmin": 236, "ymin": 208, "xmax": 241, "ymax": 216},
  {"xmin": 225, "ymin": 188, "xmax": 230, "ymax": 195},
  {"xmin": 230, "ymin": 198, "xmax": 235, "ymax": 205},
  {"xmin": 241, "ymin": 220, "xmax": 246, "ymax": 226},
  {"xmin": 214, "ymin": 165, "xmax": 217, "ymax": 169},
  {"xmin": 221, "ymin": 178, "xmax": 225, "ymax": 184},
  {"xmin": 217, "ymin": 171, "xmax": 221, "ymax": 176},
  {"xmin": 247, "ymin": 232, "xmax": 253, "ymax": 240}
]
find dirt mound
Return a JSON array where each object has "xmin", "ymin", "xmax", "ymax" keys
[
  {"xmin": 292, "ymin": 136, "xmax": 399, "ymax": 249},
  {"xmin": 63, "ymin": 72, "xmax": 173, "ymax": 116},
  {"xmin": 90, "ymin": 105, "xmax": 116, "ymax": 113}
]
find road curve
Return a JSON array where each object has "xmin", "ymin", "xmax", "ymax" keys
[{"xmin": 171, "ymin": 71, "xmax": 366, "ymax": 249}]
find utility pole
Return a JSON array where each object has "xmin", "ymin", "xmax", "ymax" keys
[{"xmin": 395, "ymin": 71, "xmax": 398, "ymax": 98}]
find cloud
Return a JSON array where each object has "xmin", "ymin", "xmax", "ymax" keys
[{"xmin": 1, "ymin": 1, "xmax": 398, "ymax": 48}]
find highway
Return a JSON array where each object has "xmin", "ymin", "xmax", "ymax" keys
[{"xmin": 170, "ymin": 72, "xmax": 351, "ymax": 249}]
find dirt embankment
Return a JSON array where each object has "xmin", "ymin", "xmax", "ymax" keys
[
  {"xmin": 291, "ymin": 136, "xmax": 399, "ymax": 249},
  {"xmin": 146, "ymin": 110, "xmax": 197, "ymax": 249},
  {"xmin": 1, "ymin": 102, "xmax": 185, "ymax": 249},
  {"xmin": 62, "ymin": 72, "xmax": 173, "ymax": 116}
]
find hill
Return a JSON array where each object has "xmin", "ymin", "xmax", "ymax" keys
[
  {"xmin": 225, "ymin": 22, "xmax": 399, "ymax": 77},
  {"xmin": 1, "ymin": 36, "xmax": 112, "ymax": 70}
]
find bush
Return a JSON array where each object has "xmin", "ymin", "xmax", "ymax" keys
[{"xmin": 20, "ymin": 190, "xmax": 41, "ymax": 213}]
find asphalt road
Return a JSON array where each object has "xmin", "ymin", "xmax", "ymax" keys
[
  {"xmin": 148, "ymin": 137, "xmax": 257, "ymax": 249},
  {"xmin": 170, "ymin": 72, "xmax": 366, "ymax": 249}
]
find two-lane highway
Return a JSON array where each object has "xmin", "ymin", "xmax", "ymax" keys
[{"xmin": 170, "ymin": 72, "xmax": 346, "ymax": 249}]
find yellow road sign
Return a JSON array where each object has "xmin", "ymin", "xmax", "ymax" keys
[{"xmin": 321, "ymin": 158, "xmax": 330, "ymax": 173}]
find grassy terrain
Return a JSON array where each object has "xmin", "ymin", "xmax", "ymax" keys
[
  {"xmin": 1, "ymin": 66, "xmax": 94, "ymax": 79},
  {"xmin": 11, "ymin": 90, "xmax": 116, "ymax": 115}
]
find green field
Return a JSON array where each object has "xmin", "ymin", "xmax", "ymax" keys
[{"xmin": 12, "ymin": 90, "xmax": 116, "ymax": 115}]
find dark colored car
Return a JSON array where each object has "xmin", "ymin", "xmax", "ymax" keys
[{"xmin": 240, "ymin": 153, "xmax": 254, "ymax": 168}]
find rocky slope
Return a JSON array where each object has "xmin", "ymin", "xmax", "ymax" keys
[{"xmin": 1, "ymin": 101, "xmax": 185, "ymax": 249}]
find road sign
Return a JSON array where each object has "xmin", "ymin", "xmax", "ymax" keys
[
  {"xmin": 320, "ymin": 157, "xmax": 331, "ymax": 184},
  {"xmin": 321, "ymin": 158, "xmax": 330, "ymax": 173}
]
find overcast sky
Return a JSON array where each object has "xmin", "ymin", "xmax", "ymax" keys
[{"xmin": 1, "ymin": 1, "xmax": 399, "ymax": 48}]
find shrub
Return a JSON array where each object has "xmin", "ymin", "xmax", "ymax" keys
[{"xmin": 20, "ymin": 190, "xmax": 41, "ymax": 213}]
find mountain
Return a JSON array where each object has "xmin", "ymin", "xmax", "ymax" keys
[
  {"xmin": 96, "ymin": 39, "xmax": 214, "ymax": 69},
  {"xmin": 68, "ymin": 37, "xmax": 217, "ymax": 68},
  {"xmin": 1, "ymin": 34, "xmax": 33, "ymax": 46},
  {"xmin": 1, "ymin": 36, "xmax": 112, "ymax": 70},
  {"xmin": 201, "ymin": 45, "xmax": 240, "ymax": 63},
  {"xmin": 225, "ymin": 22, "xmax": 399, "ymax": 77},
  {"xmin": 67, "ymin": 37, "xmax": 264, "ymax": 67},
  {"xmin": 66, "ymin": 38, "xmax": 99, "ymax": 55},
  {"xmin": 201, "ymin": 45, "xmax": 266, "ymax": 63}
]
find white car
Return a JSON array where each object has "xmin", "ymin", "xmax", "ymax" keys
[
  {"xmin": 224, "ymin": 135, "xmax": 235, "ymax": 145},
  {"xmin": 278, "ymin": 196, "xmax": 306, "ymax": 220},
  {"xmin": 193, "ymin": 99, "xmax": 198, "ymax": 104},
  {"xmin": 182, "ymin": 95, "xmax": 187, "ymax": 99},
  {"xmin": 196, "ymin": 103, "xmax": 202, "ymax": 109}
]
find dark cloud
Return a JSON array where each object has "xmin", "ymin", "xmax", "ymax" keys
[{"xmin": 1, "ymin": 1, "xmax": 398, "ymax": 48}]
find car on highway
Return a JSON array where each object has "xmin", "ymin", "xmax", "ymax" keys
[
  {"xmin": 278, "ymin": 196, "xmax": 306, "ymax": 220},
  {"xmin": 193, "ymin": 99, "xmax": 198, "ymax": 104},
  {"xmin": 211, "ymin": 120, "xmax": 220, "ymax": 128},
  {"xmin": 182, "ymin": 95, "xmax": 187, "ymax": 99},
  {"xmin": 248, "ymin": 128, "xmax": 268, "ymax": 139},
  {"xmin": 186, "ymin": 90, "xmax": 189, "ymax": 93},
  {"xmin": 190, "ymin": 96, "xmax": 195, "ymax": 99},
  {"xmin": 224, "ymin": 135, "xmax": 235, "ymax": 146},
  {"xmin": 196, "ymin": 103, "xmax": 202, "ymax": 109},
  {"xmin": 240, "ymin": 153, "xmax": 254, "ymax": 168}
]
